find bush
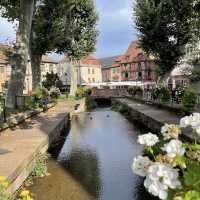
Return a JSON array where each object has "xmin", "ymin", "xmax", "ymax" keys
[
  {"xmin": 128, "ymin": 86, "xmax": 143, "ymax": 98},
  {"xmin": 151, "ymin": 87, "xmax": 160, "ymax": 100},
  {"xmin": 118, "ymin": 104, "xmax": 129, "ymax": 115},
  {"xmin": 31, "ymin": 153, "xmax": 48, "ymax": 177},
  {"xmin": 32, "ymin": 87, "xmax": 49, "ymax": 100},
  {"xmin": 86, "ymin": 98, "xmax": 97, "ymax": 110},
  {"xmin": 42, "ymin": 72, "xmax": 59, "ymax": 90},
  {"xmin": 55, "ymin": 80, "xmax": 64, "ymax": 89},
  {"xmin": 159, "ymin": 86, "xmax": 171, "ymax": 104},
  {"xmin": 182, "ymin": 87, "xmax": 197, "ymax": 114},
  {"xmin": 75, "ymin": 87, "xmax": 92, "ymax": 99},
  {"xmin": 49, "ymin": 87, "xmax": 61, "ymax": 99}
]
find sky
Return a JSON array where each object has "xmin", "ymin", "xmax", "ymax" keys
[{"xmin": 0, "ymin": 0, "xmax": 137, "ymax": 60}]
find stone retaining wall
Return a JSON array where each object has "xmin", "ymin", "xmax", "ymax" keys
[{"xmin": 112, "ymin": 99, "xmax": 162, "ymax": 133}]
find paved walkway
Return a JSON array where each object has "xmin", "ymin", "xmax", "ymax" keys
[
  {"xmin": 117, "ymin": 98, "xmax": 197, "ymax": 141},
  {"xmin": 0, "ymin": 101, "xmax": 77, "ymax": 192},
  {"xmin": 118, "ymin": 98, "xmax": 181, "ymax": 124}
]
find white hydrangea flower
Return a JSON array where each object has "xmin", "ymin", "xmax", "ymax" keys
[
  {"xmin": 144, "ymin": 162, "xmax": 181, "ymax": 200},
  {"xmin": 138, "ymin": 133, "xmax": 159, "ymax": 147},
  {"xmin": 180, "ymin": 116, "xmax": 190, "ymax": 128},
  {"xmin": 180, "ymin": 113, "xmax": 200, "ymax": 129},
  {"xmin": 162, "ymin": 139, "xmax": 185, "ymax": 158},
  {"xmin": 161, "ymin": 124, "xmax": 181, "ymax": 140},
  {"xmin": 132, "ymin": 156, "xmax": 152, "ymax": 177},
  {"xmin": 196, "ymin": 126, "xmax": 200, "ymax": 136}
]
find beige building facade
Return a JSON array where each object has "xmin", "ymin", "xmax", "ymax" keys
[
  {"xmin": 0, "ymin": 44, "xmax": 58, "ymax": 95},
  {"xmin": 57, "ymin": 55, "xmax": 102, "ymax": 86}
]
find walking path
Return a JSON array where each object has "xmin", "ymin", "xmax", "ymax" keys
[
  {"xmin": 116, "ymin": 98, "xmax": 194, "ymax": 141},
  {"xmin": 118, "ymin": 98, "xmax": 181, "ymax": 124},
  {"xmin": 0, "ymin": 100, "xmax": 77, "ymax": 193}
]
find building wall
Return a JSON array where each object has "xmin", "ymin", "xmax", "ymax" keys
[
  {"xmin": 80, "ymin": 64, "xmax": 102, "ymax": 84},
  {"xmin": 41, "ymin": 62, "xmax": 58, "ymax": 82},
  {"xmin": 57, "ymin": 56, "xmax": 102, "ymax": 85},
  {"xmin": 0, "ymin": 54, "xmax": 57, "ymax": 95},
  {"xmin": 0, "ymin": 62, "xmax": 32, "ymax": 95},
  {"xmin": 102, "ymin": 68, "xmax": 111, "ymax": 82},
  {"xmin": 121, "ymin": 60, "xmax": 157, "ymax": 82},
  {"xmin": 110, "ymin": 66, "xmax": 121, "ymax": 82},
  {"xmin": 0, "ymin": 63, "xmax": 10, "ymax": 93}
]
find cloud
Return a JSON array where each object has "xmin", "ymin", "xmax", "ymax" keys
[
  {"xmin": 95, "ymin": 0, "xmax": 137, "ymax": 58},
  {"xmin": 0, "ymin": 17, "xmax": 16, "ymax": 43}
]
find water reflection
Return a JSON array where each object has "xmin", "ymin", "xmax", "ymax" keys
[
  {"xmin": 60, "ymin": 149, "xmax": 101, "ymax": 198},
  {"xmin": 29, "ymin": 109, "xmax": 154, "ymax": 200}
]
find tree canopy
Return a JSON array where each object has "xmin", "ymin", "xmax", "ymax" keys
[
  {"xmin": 134, "ymin": 0, "xmax": 196, "ymax": 76},
  {"xmin": 56, "ymin": 0, "xmax": 99, "ymax": 60}
]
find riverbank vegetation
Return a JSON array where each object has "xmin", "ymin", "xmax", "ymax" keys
[
  {"xmin": 132, "ymin": 113, "xmax": 200, "ymax": 200},
  {"xmin": 0, "ymin": 153, "xmax": 49, "ymax": 200}
]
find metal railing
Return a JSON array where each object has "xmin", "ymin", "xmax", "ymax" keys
[
  {"xmin": 0, "ymin": 98, "xmax": 6, "ymax": 123},
  {"xmin": 15, "ymin": 95, "xmax": 35, "ymax": 109}
]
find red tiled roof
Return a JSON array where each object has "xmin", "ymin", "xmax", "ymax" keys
[
  {"xmin": 80, "ymin": 55, "xmax": 100, "ymax": 65},
  {"xmin": 115, "ymin": 55, "xmax": 123, "ymax": 62},
  {"xmin": 111, "ymin": 63, "xmax": 120, "ymax": 68},
  {"xmin": 120, "ymin": 41, "xmax": 149, "ymax": 63}
]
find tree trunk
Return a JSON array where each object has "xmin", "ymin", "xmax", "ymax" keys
[
  {"xmin": 6, "ymin": 0, "xmax": 35, "ymax": 108},
  {"xmin": 31, "ymin": 53, "xmax": 42, "ymax": 91},
  {"xmin": 69, "ymin": 60, "xmax": 78, "ymax": 97}
]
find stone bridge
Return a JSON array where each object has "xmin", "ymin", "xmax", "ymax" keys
[{"xmin": 91, "ymin": 88, "xmax": 129, "ymax": 98}]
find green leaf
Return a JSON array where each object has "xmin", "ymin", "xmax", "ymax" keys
[
  {"xmin": 184, "ymin": 161, "xmax": 200, "ymax": 192},
  {"xmin": 184, "ymin": 191, "xmax": 200, "ymax": 200}
]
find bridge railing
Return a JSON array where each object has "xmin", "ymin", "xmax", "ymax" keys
[{"xmin": 91, "ymin": 88, "xmax": 129, "ymax": 98}]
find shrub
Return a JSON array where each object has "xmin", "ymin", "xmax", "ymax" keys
[
  {"xmin": 159, "ymin": 86, "xmax": 171, "ymax": 104},
  {"xmin": 175, "ymin": 85, "xmax": 186, "ymax": 99},
  {"xmin": 151, "ymin": 87, "xmax": 160, "ymax": 100},
  {"xmin": 182, "ymin": 87, "xmax": 197, "ymax": 114},
  {"xmin": 55, "ymin": 79, "xmax": 64, "ymax": 89},
  {"xmin": 86, "ymin": 98, "xmax": 97, "ymax": 110},
  {"xmin": 118, "ymin": 104, "xmax": 129, "ymax": 115},
  {"xmin": 75, "ymin": 87, "xmax": 91, "ymax": 99},
  {"xmin": 31, "ymin": 153, "xmax": 48, "ymax": 177},
  {"xmin": 32, "ymin": 87, "xmax": 49, "ymax": 100},
  {"xmin": 32, "ymin": 87, "xmax": 43, "ymax": 100},
  {"xmin": 42, "ymin": 72, "xmax": 59, "ymax": 90},
  {"xmin": 128, "ymin": 86, "xmax": 143, "ymax": 98},
  {"xmin": 49, "ymin": 87, "xmax": 61, "ymax": 99}
]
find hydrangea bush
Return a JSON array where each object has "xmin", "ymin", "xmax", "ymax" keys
[{"xmin": 132, "ymin": 113, "xmax": 200, "ymax": 200}]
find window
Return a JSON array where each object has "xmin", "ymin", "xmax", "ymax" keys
[
  {"xmin": 125, "ymin": 72, "xmax": 129, "ymax": 78},
  {"xmin": 113, "ymin": 68, "xmax": 116, "ymax": 73},
  {"xmin": 92, "ymin": 69, "xmax": 95, "ymax": 74},
  {"xmin": 92, "ymin": 78, "xmax": 95, "ymax": 82},
  {"xmin": 88, "ymin": 68, "xmax": 91, "ymax": 74},
  {"xmin": 88, "ymin": 78, "xmax": 91, "ymax": 82}
]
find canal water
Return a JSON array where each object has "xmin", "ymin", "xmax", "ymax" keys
[{"xmin": 29, "ymin": 108, "xmax": 155, "ymax": 200}]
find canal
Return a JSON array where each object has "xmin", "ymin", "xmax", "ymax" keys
[{"xmin": 29, "ymin": 108, "xmax": 155, "ymax": 200}]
